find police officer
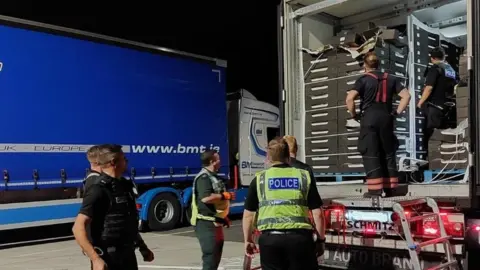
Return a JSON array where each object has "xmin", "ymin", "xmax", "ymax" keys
[
  {"xmin": 346, "ymin": 52, "xmax": 411, "ymax": 198},
  {"xmin": 417, "ymin": 47, "xmax": 458, "ymax": 158},
  {"xmin": 242, "ymin": 137, "xmax": 324, "ymax": 270},
  {"xmin": 190, "ymin": 149, "xmax": 236, "ymax": 270},
  {"xmin": 283, "ymin": 135, "xmax": 326, "ymax": 258},
  {"xmin": 73, "ymin": 144, "xmax": 154, "ymax": 270},
  {"xmin": 83, "ymin": 145, "xmax": 102, "ymax": 194},
  {"xmin": 283, "ymin": 135, "xmax": 316, "ymax": 180}
]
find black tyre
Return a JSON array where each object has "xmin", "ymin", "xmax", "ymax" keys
[{"xmin": 147, "ymin": 193, "xmax": 181, "ymax": 231}]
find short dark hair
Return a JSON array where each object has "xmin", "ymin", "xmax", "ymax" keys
[
  {"xmin": 201, "ymin": 149, "xmax": 218, "ymax": 167},
  {"xmin": 364, "ymin": 52, "xmax": 379, "ymax": 69},
  {"xmin": 86, "ymin": 145, "xmax": 101, "ymax": 164},
  {"xmin": 267, "ymin": 137, "xmax": 290, "ymax": 163},
  {"xmin": 96, "ymin": 144, "xmax": 124, "ymax": 167},
  {"xmin": 430, "ymin": 47, "xmax": 445, "ymax": 60}
]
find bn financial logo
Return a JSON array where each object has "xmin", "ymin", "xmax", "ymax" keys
[
  {"xmin": 241, "ymin": 161, "xmax": 265, "ymax": 169},
  {"xmin": 268, "ymin": 177, "xmax": 299, "ymax": 190}
]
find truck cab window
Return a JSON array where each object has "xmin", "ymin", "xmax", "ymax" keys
[{"xmin": 267, "ymin": 127, "xmax": 280, "ymax": 142}]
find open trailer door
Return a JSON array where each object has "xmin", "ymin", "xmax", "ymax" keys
[{"xmin": 280, "ymin": 0, "xmax": 480, "ymax": 269}]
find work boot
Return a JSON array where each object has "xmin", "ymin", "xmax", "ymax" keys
[
  {"xmin": 363, "ymin": 189, "xmax": 382, "ymax": 198},
  {"xmin": 383, "ymin": 188, "xmax": 395, "ymax": 198}
]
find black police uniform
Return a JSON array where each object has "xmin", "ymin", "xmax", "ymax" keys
[
  {"xmin": 83, "ymin": 170, "xmax": 102, "ymax": 194},
  {"xmin": 422, "ymin": 62, "xmax": 458, "ymax": 152},
  {"xmin": 244, "ymin": 163, "xmax": 323, "ymax": 270},
  {"xmin": 353, "ymin": 71, "xmax": 404, "ymax": 195},
  {"xmin": 290, "ymin": 157, "xmax": 316, "ymax": 182},
  {"xmin": 79, "ymin": 173, "xmax": 140, "ymax": 270}
]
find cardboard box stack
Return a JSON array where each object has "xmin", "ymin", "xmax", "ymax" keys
[{"xmin": 302, "ymin": 27, "xmax": 410, "ymax": 175}]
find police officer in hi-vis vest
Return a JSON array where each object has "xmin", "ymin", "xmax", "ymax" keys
[
  {"xmin": 190, "ymin": 149, "xmax": 236, "ymax": 270},
  {"xmin": 242, "ymin": 137, "xmax": 325, "ymax": 270}
]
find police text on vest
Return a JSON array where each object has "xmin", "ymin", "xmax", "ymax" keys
[{"xmin": 268, "ymin": 177, "xmax": 300, "ymax": 190}]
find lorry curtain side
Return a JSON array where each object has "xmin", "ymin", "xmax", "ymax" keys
[{"xmin": 0, "ymin": 21, "xmax": 229, "ymax": 192}]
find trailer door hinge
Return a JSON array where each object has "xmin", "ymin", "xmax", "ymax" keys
[
  {"xmin": 282, "ymin": 89, "xmax": 286, "ymax": 102},
  {"xmin": 280, "ymin": 16, "xmax": 284, "ymax": 29}
]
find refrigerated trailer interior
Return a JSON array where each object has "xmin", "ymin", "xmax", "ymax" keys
[
  {"xmin": 280, "ymin": 0, "xmax": 480, "ymax": 269},
  {"xmin": 282, "ymin": 0, "xmax": 471, "ymax": 199}
]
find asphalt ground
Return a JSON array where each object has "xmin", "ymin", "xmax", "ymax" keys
[{"xmin": 0, "ymin": 219, "xmax": 260, "ymax": 270}]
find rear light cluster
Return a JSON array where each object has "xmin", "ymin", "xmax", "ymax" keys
[
  {"xmin": 324, "ymin": 207, "xmax": 468, "ymax": 239},
  {"xmin": 415, "ymin": 212, "xmax": 465, "ymax": 238},
  {"xmin": 326, "ymin": 208, "xmax": 346, "ymax": 231}
]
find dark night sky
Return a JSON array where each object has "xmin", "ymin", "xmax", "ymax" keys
[{"xmin": 1, "ymin": 1, "xmax": 281, "ymax": 106}]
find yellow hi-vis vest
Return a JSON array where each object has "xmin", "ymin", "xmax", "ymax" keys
[
  {"xmin": 255, "ymin": 167, "xmax": 313, "ymax": 231},
  {"xmin": 190, "ymin": 168, "xmax": 229, "ymax": 226}
]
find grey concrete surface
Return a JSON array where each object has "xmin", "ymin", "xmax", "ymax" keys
[{"xmin": 0, "ymin": 220, "xmax": 260, "ymax": 270}]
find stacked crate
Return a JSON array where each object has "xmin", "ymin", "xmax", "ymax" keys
[
  {"xmin": 412, "ymin": 24, "xmax": 465, "ymax": 170},
  {"xmin": 302, "ymin": 28, "xmax": 410, "ymax": 175},
  {"xmin": 426, "ymin": 129, "xmax": 468, "ymax": 170},
  {"xmin": 441, "ymin": 40, "xmax": 462, "ymax": 129},
  {"xmin": 459, "ymin": 52, "xmax": 468, "ymax": 84}
]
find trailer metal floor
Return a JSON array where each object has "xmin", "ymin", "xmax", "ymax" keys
[
  {"xmin": 317, "ymin": 181, "xmax": 469, "ymax": 199},
  {"xmin": 0, "ymin": 221, "xmax": 257, "ymax": 270}
]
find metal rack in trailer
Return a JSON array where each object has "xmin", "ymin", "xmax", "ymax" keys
[{"xmin": 278, "ymin": 0, "xmax": 480, "ymax": 269}]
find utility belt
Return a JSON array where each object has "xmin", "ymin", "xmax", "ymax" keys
[
  {"xmin": 261, "ymin": 229, "xmax": 313, "ymax": 235},
  {"xmin": 83, "ymin": 243, "xmax": 136, "ymax": 258},
  {"xmin": 427, "ymin": 101, "xmax": 444, "ymax": 111},
  {"xmin": 363, "ymin": 103, "xmax": 391, "ymax": 113},
  {"xmin": 197, "ymin": 213, "xmax": 229, "ymax": 226}
]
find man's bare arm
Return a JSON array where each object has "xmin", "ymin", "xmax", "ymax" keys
[
  {"xmin": 418, "ymin": 85, "xmax": 432, "ymax": 107},
  {"xmin": 311, "ymin": 208, "xmax": 325, "ymax": 239},
  {"xmin": 396, "ymin": 89, "xmax": 411, "ymax": 114},
  {"xmin": 242, "ymin": 210, "xmax": 256, "ymax": 243},
  {"xmin": 72, "ymin": 214, "xmax": 99, "ymax": 261},
  {"xmin": 346, "ymin": 90, "xmax": 359, "ymax": 117}
]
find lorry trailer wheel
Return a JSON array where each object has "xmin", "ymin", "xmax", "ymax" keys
[{"xmin": 147, "ymin": 193, "xmax": 181, "ymax": 231}]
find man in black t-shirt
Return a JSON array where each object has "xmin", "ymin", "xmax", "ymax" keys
[
  {"xmin": 346, "ymin": 52, "xmax": 410, "ymax": 198},
  {"xmin": 417, "ymin": 47, "xmax": 458, "ymax": 155},
  {"xmin": 72, "ymin": 144, "xmax": 154, "ymax": 270}
]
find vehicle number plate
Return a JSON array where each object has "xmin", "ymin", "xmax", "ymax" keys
[
  {"xmin": 320, "ymin": 247, "xmax": 443, "ymax": 270},
  {"xmin": 344, "ymin": 210, "xmax": 397, "ymax": 234}
]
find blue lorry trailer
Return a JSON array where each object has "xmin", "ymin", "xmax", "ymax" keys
[{"xmin": 0, "ymin": 15, "xmax": 280, "ymax": 232}]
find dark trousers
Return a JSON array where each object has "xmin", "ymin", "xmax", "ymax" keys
[
  {"xmin": 258, "ymin": 230, "xmax": 317, "ymax": 270},
  {"xmin": 90, "ymin": 246, "xmax": 138, "ymax": 270},
  {"xmin": 195, "ymin": 219, "xmax": 225, "ymax": 270},
  {"xmin": 358, "ymin": 108, "xmax": 399, "ymax": 182},
  {"xmin": 422, "ymin": 104, "xmax": 445, "ymax": 169}
]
